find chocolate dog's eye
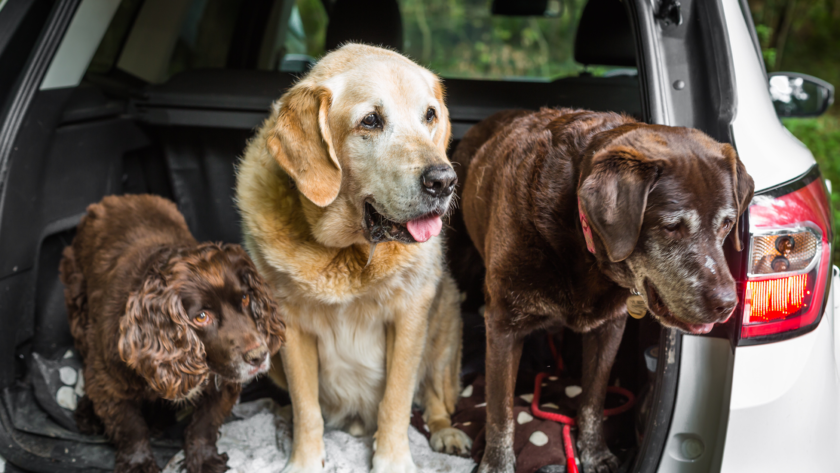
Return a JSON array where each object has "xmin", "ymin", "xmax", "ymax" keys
[
  {"xmin": 241, "ymin": 294, "xmax": 250, "ymax": 307},
  {"xmin": 722, "ymin": 218, "xmax": 733, "ymax": 232},
  {"xmin": 663, "ymin": 222, "xmax": 681, "ymax": 233},
  {"xmin": 361, "ymin": 113, "xmax": 380, "ymax": 128},
  {"xmin": 194, "ymin": 311, "xmax": 211, "ymax": 325},
  {"xmin": 426, "ymin": 108, "xmax": 436, "ymax": 122}
]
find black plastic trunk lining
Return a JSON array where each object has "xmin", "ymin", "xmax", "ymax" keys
[{"xmin": 151, "ymin": 126, "xmax": 252, "ymax": 245}]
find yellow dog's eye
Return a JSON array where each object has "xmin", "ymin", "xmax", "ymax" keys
[
  {"xmin": 194, "ymin": 311, "xmax": 211, "ymax": 325},
  {"xmin": 361, "ymin": 113, "xmax": 380, "ymax": 128},
  {"xmin": 426, "ymin": 108, "xmax": 436, "ymax": 122},
  {"xmin": 242, "ymin": 294, "xmax": 250, "ymax": 307}
]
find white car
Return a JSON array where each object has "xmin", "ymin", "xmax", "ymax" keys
[{"xmin": 0, "ymin": 0, "xmax": 834, "ymax": 472}]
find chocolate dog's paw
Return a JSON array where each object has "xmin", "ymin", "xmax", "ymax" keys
[
  {"xmin": 476, "ymin": 444, "xmax": 516, "ymax": 473},
  {"xmin": 476, "ymin": 460, "xmax": 515, "ymax": 473},
  {"xmin": 114, "ymin": 455, "xmax": 160, "ymax": 473},
  {"xmin": 73, "ymin": 395, "xmax": 104, "ymax": 435},
  {"xmin": 430, "ymin": 427, "xmax": 472, "ymax": 457},
  {"xmin": 185, "ymin": 450, "xmax": 229, "ymax": 473},
  {"xmin": 580, "ymin": 447, "xmax": 620, "ymax": 473}
]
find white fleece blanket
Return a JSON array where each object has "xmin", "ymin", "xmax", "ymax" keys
[{"xmin": 163, "ymin": 399, "xmax": 476, "ymax": 473}]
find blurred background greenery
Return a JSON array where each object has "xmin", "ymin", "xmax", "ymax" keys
[{"xmin": 293, "ymin": 0, "xmax": 610, "ymax": 80}]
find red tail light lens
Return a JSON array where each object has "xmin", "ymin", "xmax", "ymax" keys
[
  {"xmin": 745, "ymin": 274, "xmax": 812, "ymax": 323},
  {"xmin": 741, "ymin": 167, "xmax": 833, "ymax": 342}
]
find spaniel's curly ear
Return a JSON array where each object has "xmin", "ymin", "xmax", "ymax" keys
[
  {"xmin": 119, "ymin": 272, "xmax": 208, "ymax": 401},
  {"xmin": 239, "ymin": 261, "xmax": 285, "ymax": 354}
]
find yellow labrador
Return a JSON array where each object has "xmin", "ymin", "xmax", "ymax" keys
[{"xmin": 235, "ymin": 44, "xmax": 470, "ymax": 473}]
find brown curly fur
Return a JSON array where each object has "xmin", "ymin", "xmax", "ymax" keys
[{"xmin": 60, "ymin": 194, "xmax": 285, "ymax": 473}]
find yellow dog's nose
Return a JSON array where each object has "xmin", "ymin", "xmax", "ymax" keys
[{"xmin": 421, "ymin": 165, "xmax": 457, "ymax": 198}]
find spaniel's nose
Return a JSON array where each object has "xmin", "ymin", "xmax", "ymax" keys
[
  {"xmin": 421, "ymin": 165, "xmax": 457, "ymax": 198},
  {"xmin": 243, "ymin": 344, "xmax": 268, "ymax": 367}
]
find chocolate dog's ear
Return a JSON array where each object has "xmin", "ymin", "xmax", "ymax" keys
[
  {"xmin": 267, "ymin": 85, "xmax": 341, "ymax": 207},
  {"xmin": 235, "ymin": 252, "xmax": 286, "ymax": 354},
  {"xmin": 119, "ymin": 272, "xmax": 208, "ymax": 401},
  {"xmin": 579, "ymin": 146, "xmax": 660, "ymax": 262},
  {"xmin": 721, "ymin": 144, "xmax": 755, "ymax": 251}
]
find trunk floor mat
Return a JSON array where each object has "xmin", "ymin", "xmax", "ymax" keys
[{"xmin": 162, "ymin": 399, "xmax": 477, "ymax": 473}]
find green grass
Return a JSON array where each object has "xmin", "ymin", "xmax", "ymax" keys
[{"xmin": 782, "ymin": 114, "xmax": 840, "ymax": 264}]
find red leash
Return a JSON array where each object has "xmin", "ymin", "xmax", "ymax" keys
[{"xmin": 530, "ymin": 336, "xmax": 636, "ymax": 473}]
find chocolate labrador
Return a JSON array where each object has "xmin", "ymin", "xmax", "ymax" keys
[{"xmin": 453, "ymin": 108, "xmax": 754, "ymax": 473}]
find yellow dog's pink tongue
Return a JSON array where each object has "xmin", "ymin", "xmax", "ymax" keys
[{"xmin": 406, "ymin": 215, "xmax": 442, "ymax": 242}]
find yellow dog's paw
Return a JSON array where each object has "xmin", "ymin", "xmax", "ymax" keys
[
  {"xmin": 370, "ymin": 452, "xmax": 417, "ymax": 473},
  {"xmin": 280, "ymin": 455, "xmax": 325, "ymax": 473},
  {"xmin": 430, "ymin": 427, "xmax": 473, "ymax": 457},
  {"xmin": 280, "ymin": 462, "xmax": 324, "ymax": 473}
]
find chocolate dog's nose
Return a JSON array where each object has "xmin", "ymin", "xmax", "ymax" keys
[
  {"xmin": 421, "ymin": 165, "xmax": 457, "ymax": 198},
  {"xmin": 243, "ymin": 345, "xmax": 268, "ymax": 367},
  {"xmin": 709, "ymin": 288, "xmax": 738, "ymax": 320}
]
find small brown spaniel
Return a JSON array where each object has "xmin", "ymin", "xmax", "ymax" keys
[{"xmin": 59, "ymin": 194, "xmax": 285, "ymax": 473}]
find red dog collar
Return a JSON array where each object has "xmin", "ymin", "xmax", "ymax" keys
[{"xmin": 578, "ymin": 196, "xmax": 596, "ymax": 255}]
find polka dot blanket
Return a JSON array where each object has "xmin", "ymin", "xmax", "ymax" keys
[{"xmin": 410, "ymin": 373, "xmax": 636, "ymax": 473}]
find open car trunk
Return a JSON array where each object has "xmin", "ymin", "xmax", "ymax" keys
[
  {"xmin": 0, "ymin": 69, "xmax": 673, "ymax": 472},
  {"xmin": 0, "ymin": 0, "xmax": 732, "ymax": 471}
]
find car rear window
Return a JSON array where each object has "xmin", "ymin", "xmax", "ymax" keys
[
  {"xmin": 85, "ymin": 0, "xmax": 628, "ymax": 84},
  {"xmin": 402, "ymin": 0, "xmax": 594, "ymax": 81},
  {"xmin": 87, "ymin": 0, "xmax": 144, "ymax": 75}
]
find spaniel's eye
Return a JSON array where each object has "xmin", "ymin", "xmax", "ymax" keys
[
  {"xmin": 194, "ymin": 311, "xmax": 211, "ymax": 325},
  {"xmin": 722, "ymin": 218, "xmax": 733, "ymax": 232},
  {"xmin": 426, "ymin": 108, "xmax": 436, "ymax": 122},
  {"xmin": 361, "ymin": 113, "xmax": 380, "ymax": 128},
  {"xmin": 242, "ymin": 294, "xmax": 250, "ymax": 307},
  {"xmin": 664, "ymin": 222, "xmax": 681, "ymax": 233}
]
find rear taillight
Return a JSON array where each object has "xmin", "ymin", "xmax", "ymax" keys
[{"xmin": 740, "ymin": 166, "xmax": 833, "ymax": 342}]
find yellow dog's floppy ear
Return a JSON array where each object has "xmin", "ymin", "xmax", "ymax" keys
[
  {"xmin": 432, "ymin": 80, "xmax": 452, "ymax": 155},
  {"xmin": 268, "ymin": 85, "xmax": 341, "ymax": 207}
]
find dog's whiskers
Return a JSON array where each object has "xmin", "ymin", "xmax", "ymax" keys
[{"xmin": 366, "ymin": 242, "xmax": 378, "ymax": 267}]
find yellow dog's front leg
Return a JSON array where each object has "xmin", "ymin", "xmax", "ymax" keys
[
  {"xmin": 372, "ymin": 302, "xmax": 430, "ymax": 473},
  {"xmin": 280, "ymin": 324, "xmax": 325, "ymax": 473}
]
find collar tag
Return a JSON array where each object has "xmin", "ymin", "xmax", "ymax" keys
[
  {"xmin": 578, "ymin": 197, "xmax": 596, "ymax": 254},
  {"xmin": 627, "ymin": 294, "xmax": 647, "ymax": 319}
]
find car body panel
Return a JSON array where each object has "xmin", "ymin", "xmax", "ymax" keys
[
  {"xmin": 656, "ymin": 336, "xmax": 734, "ymax": 473},
  {"xmin": 719, "ymin": 268, "xmax": 840, "ymax": 472},
  {"xmin": 722, "ymin": 0, "xmax": 816, "ymax": 193}
]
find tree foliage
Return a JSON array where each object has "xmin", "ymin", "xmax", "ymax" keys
[
  {"xmin": 400, "ymin": 0, "xmax": 588, "ymax": 80},
  {"xmin": 749, "ymin": 0, "xmax": 840, "ymax": 101}
]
